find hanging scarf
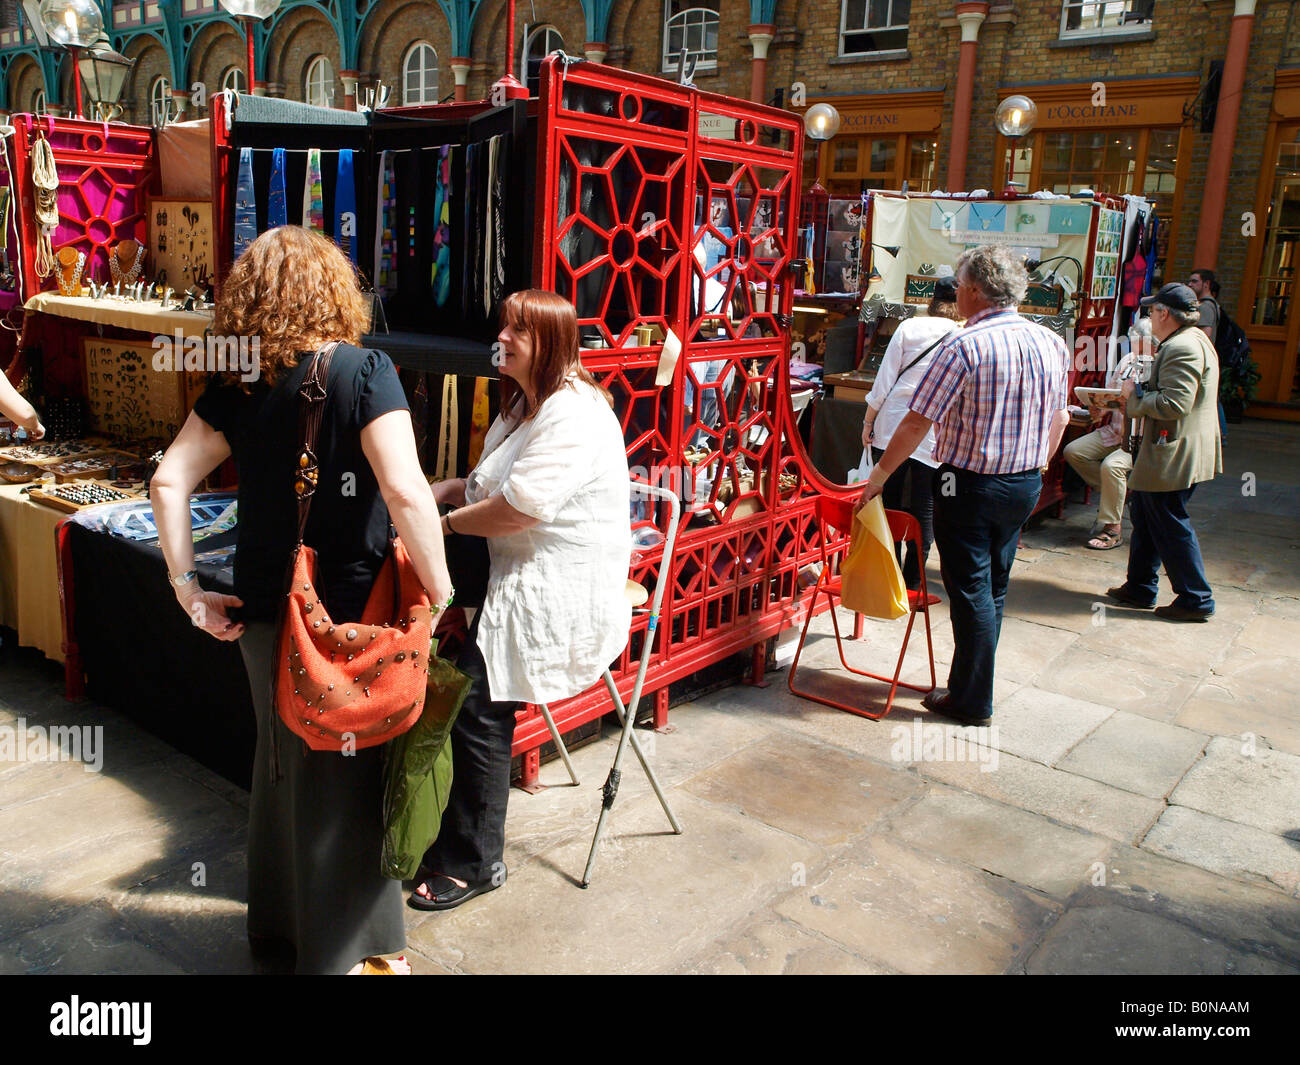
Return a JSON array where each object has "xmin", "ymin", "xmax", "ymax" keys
[
  {"xmin": 302, "ymin": 148, "xmax": 324, "ymax": 233},
  {"xmin": 467, "ymin": 377, "xmax": 491, "ymax": 468},
  {"xmin": 334, "ymin": 148, "xmax": 357, "ymax": 263},
  {"xmin": 233, "ymin": 147, "xmax": 258, "ymax": 261},
  {"xmin": 431, "ymin": 144, "xmax": 452, "ymax": 307},
  {"xmin": 374, "ymin": 150, "xmax": 396, "ymax": 293},
  {"xmin": 266, "ymin": 147, "xmax": 287, "ymax": 229},
  {"xmin": 483, "ymin": 136, "xmax": 498, "ymax": 316},
  {"xmin": 431, "ymin": 376, "xmax": 458, "ymax": 483},
  {"xmin": 489, "ymin": 135, "xmax": 506, "ymax": 314}
]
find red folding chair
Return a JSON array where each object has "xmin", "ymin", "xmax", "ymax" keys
[{"xmin": 787, "ymin": 496, "xmax": 937, "ymax": 720}]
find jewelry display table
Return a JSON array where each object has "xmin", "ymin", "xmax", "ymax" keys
[{"xmin": 23, "ymin": 293, "xmax": 214, "ymax": 335}]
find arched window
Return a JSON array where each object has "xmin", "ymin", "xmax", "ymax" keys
[
  {"xmin": 663, "ymin": 2, "xmax": 719, "ymax": 72},
  {"xmin": 402, "ymin": 42, "xmax": 438, "ymax": 105},
  {"xmin": 522, "ymin": 25, "xmax": 564, "ymax": 95},
  {"xmin": 222, "ymin": 66, "xmax": 247, "ymax": 94},
  {"xmin": 304, "ymin": 55, "xmax": 335, "ymax": 108},
  {"xmin": 32, "ymin": 89, "xmax": 46, "ymax": 116},
  {"xmin": 150, "ymin": 76, "xmax": 171, "ymax": 126}
]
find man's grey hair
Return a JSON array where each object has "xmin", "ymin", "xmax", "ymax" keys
[
  {"xmin": 955, "ymin": 246, "xmax": 1029, "ymax": 308},
  {"xmin": 1167, "ymin": 305, "xmax": 1200, "ymax": 327}
]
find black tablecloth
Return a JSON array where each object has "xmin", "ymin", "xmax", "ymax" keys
[
  {"xmin": 68, "ymin": 524, "xmax": 256, "ymax": 788},
  {"xmin": 810, "ymin": 395, "xmax": 867, "ymax": 485}
]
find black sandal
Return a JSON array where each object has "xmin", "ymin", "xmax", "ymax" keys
[{"xmin": 407, "ymin": 870, "xmax": 503, "ymax": 911}]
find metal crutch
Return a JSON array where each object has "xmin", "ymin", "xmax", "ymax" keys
[{"xmin": 581, "ymin": 481, "xmax": 683, "ymax": 887}]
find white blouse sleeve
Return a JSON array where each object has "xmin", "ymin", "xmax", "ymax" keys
[{"xmin": 501, "ymin": 388, "xmax": 599, "ymax": 524}]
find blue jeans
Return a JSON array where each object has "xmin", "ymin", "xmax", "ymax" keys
[
  {"xmin": 1124, "ymin": 487, "xmax": 1215, "ymax": 612},
  {"xmin": 932, "ymin": 465, "xmax": 1042, "ymax": 718}
]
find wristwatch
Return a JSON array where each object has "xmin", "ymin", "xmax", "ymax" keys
[{"xmin": 170, "ymin": 570, "xmax": 198, "ymax": 588}]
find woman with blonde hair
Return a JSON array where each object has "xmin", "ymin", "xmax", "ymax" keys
[
  {"xmin": 152, "ymin": 226, "xmax": 452, "ymax": 974},
  {"xmin": 411, "ymin": 289, "xmax": 631, "ymax": 911}
]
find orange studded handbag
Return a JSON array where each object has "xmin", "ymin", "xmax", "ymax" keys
[{"xmin": 272, "ymin": 343, "xmax": 432, "ymax": 752}]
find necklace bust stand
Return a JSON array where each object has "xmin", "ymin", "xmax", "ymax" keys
[
  {"xmin": 109, "ymin": 239, "xmax": 145, "ymax": 288},
  {"xmin": 55, "ymin": 246, "xmax": 86, "ymax": 296}
]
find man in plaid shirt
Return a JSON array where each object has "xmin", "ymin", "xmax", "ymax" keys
[{"xmin": 860, "ymin": 245, "xmax": 1071, "ymax": 724}]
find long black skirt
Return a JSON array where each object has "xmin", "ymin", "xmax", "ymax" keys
[{"xmin": 238, "ymin": 620, "xmax": 406, "ymax": 974}]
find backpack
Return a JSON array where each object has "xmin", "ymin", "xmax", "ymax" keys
[{"xmin": 1209, "ymin": 299, "xmax": 1251, "ymax": 372}]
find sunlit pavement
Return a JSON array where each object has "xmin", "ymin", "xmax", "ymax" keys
[{"xmin": 2, "ymin": 420, "xmax": 1297, "ymax": 974}]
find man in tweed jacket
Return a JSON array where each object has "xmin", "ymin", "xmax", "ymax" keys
[{"xmin": 1108, "ymin": 283, "xmax": 1223, "ymax": 621}]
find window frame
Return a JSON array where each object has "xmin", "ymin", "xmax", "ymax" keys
[
  {"xmin": 149, "ymin": 76, "xmax": 171, "ymax": 127},
  {"xmin": 662, "ymin": 1, "xmax": 720, "ymax": 73},
  {"xmin": 839, "ymin": 0, "xmax": 911, "ymax": 57},
  {"xmin": 521, "ymin": 24, "xmax": 564, "ymax": 92},
  {"xmin": 402, "ymin": 41, "xmax": 439, "ymax": 106},
  {"xmin": 304, "ymin": 55, "xmax": 335, "ymax": 109},
  {"xmin": 221, "ymin": 66, "xmax": 246, "ymax": 94},
  {"xmin": 1058, "ymin": 0, "xmax": 1154, "ymax": 41},
  {"xmin": 32, "ymin": 89, "xmax": 46, "ymax": 116}
]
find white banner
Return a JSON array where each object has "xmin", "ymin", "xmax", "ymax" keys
[{"xmin": 946, "ymin": 230, "xmax": 1061, "ymax": 247}]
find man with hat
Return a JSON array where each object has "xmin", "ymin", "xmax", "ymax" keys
[{"xmin": 1107, "ymin": 283, "xmax": 1222, "ymax": 621}]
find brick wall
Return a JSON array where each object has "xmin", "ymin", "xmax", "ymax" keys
[
  {"xmin": 122, "ymin": 40, "xmax": 171, "ymax": 126},
  {"xmin": 471, "ymin": 0, "xmax": 589, "ymax": 99},
  {"xmin": 360, "ymin": 2, "xmax": 457, "ymax": 105},
  {"xmin": 265, "ymin": 7, "xmax": 341, "ymax": 104},
  {"xmin": 189, "ymin": 22, "xmax": 247, "ymax": 105},
  {"xmin": 7, "ymin": 55, "xmax": 42, "ymax": 114}
]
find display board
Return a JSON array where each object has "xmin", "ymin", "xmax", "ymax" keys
[
  {"xmin": 82, "ymin": 338, "xmax": 188, "ymax": 440},
  {"xmin": 148, "ymin": 198, "xmax": 214, "ymax": 291},
  {"xmin": 1090, "ymin": 207, "xmax": 1123, "ymax": 300}
]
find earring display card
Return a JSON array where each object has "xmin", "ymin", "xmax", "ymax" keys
[
  {"xmin": 82, "ymin": 338, "xmax": 187, "ymax": 442},
  {"xmin": 149, "ymin": 198, "xmax": 214, "ymax": 292}
]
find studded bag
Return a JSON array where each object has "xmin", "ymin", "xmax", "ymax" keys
[{"xmin": 272, "ymin": 343, "xmax": 432, "ymax": 753}]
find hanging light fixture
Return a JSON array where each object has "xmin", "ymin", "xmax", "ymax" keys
[
  {"xmin": 995, "ymin": 95, "xmax": 1038, "ymax": 199},
  {"xmin": 217, "ymin": 0, "xmax": 283, "ymax": 96},
  {"xmin": 76, "ymin": 34, "xmax": 134, "ymax": 121},
  {"xmin": 38, "ymin": 0, "xmax": 103, "ymax": 118}
]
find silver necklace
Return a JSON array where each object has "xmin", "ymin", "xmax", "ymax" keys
[{"xmin": 110, "ymin": 243, "xmax": 145, "ymax": 286}]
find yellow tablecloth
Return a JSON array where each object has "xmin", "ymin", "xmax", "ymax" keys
[
  {"xmin": 24, "ymin": 292, "xmax": 214, "ymax": 336},
  {"xmin": 0, "ymin": 483, "xmax": 70, "ymax": 663}
]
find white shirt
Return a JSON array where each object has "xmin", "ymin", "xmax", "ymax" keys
[
  {"xmin": 865, "ymin": 316, "xmax": 959, "ymax": 468},
  {"xmin": 465, "ymin": 379, "xmax": 632, "ymax": 704}
]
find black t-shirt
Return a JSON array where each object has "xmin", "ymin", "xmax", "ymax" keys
[{"xmin": 192, "ymin": 344, "xmax": 409, "ymax": 621}]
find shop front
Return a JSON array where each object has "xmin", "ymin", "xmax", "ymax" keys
[
  {"xmin": 805, "ymin": 90, "xmax": 945, "ymax": 197},
  {"xmin": 1239, "ymin": 68, "xmax": 1300, "ymax": 420},
  {"xmin": 994, "ymin": 76, "xmax": 1197, "ymax": 290}
]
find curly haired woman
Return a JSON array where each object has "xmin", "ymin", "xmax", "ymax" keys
[{"xmin": 152, "ymin": 226, "xmax": 452, "ymax": 974}]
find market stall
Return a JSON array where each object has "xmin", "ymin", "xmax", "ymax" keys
[{"xmin": 3, "ymin": 58, "xmax": 869, "ymax": 792}]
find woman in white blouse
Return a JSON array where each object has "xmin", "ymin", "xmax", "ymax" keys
[
  {"xmin": 860, "ymin": 279, "xmax": 963, "ymax": 590},
  {"xmin": 411, "ymin": 289, "xmax": 631, "ymax": 911}
]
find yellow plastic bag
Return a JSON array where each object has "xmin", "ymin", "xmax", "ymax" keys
[{"xmin": 839, "ymin": 496, "xmax": 909, "ymax": 620}]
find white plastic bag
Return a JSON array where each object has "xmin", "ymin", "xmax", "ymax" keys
[{"xmin": 847, "ymin": 447, "xmax": 873, "ymax": 485}]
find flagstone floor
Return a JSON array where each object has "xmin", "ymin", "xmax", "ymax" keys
[{"xmin": 1, "ymin": 420, "xmax": 1297, "ymax": 974}]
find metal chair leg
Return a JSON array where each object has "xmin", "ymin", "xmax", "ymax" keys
[{"xmin": 536, "ymin": 702, "xmax": 580, "ymax": 786}]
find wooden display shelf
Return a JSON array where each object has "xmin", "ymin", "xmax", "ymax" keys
[{"xmin": 824, "ymin": 370, "xmax": 876, "ymax": 402}]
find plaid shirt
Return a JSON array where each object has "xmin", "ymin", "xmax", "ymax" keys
[{"xmin": 909, "ymin": 306, "xmax": 1070, "ymax": 474}]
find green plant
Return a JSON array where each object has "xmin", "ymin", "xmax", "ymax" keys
[{"xmin": 1219, "ymin": 355, "xmax": 1262, "ymax": 404}]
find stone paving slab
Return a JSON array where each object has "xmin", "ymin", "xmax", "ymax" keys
[
  {"xmin": 1078, "ymin": 845, "xmax": 1300, "ymax": 966},
  {"xmin": 979, "ymin": 618, "xmax": 1079, "ymax": 686},
  {"xmin": 408, "ymin": 791, "xmax": 825, "ymax": 974},
  {"xmin": 1056, "ymin": 712, "xmax": 1208, "ymax": 798},
  {"xmin": 1024, "ymin": 905, "xmax": 1299, "ymax": 975},
  {"xmin": 885, "ymin": 786, "xmax": 1110, "ymax": 898},
  {"xmin": 1210, "ymin": 614, "xmax": 1300, "ymax": 697},
  {"xmin": 918, "ymin": 746, "xmax": 1163, "ymax": 844},
  {"xmin": 774, "ymin": 836, "xmax": 1059, "ymax": 975},
  {"xmin": 1141, "ymin": 806, "xmax": 1300, "ymax": 897},
  {"xmin": 1176, "ymin": 680, "xmax": 1300, "ymax": 757},
  {"xmin": 1168, "ymin": 736, "xmax": 1300, "ymax": 836},
  {"xmin": 0, "ymin": 901, "xmax": 188, "ymax": 975},
  {"xmin": 987, "ymin": 686, "xmax": 1115, "ymax": 765},
  {"xmin": 1034, "ymin": 645, "xmax": 1204, "ymax": 723},
  {"xmin": 682, "ymin": 731, "xmax": 925, "ymax": 846},
  {"xmin": 679, "ymin": 916, "xmax": 892, "ymax": 975}
]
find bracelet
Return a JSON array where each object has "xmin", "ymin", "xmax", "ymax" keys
[
  {"xmin": 444, "ymin": 510, "xmax": 457, "ymax": 535},
  {"xmin": 432, "ymin": 587, "xmax": 455, "ymax": 614}
]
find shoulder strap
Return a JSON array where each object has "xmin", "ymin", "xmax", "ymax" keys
[
  {"xmin": 293, "ymin": 342, "xmax": 340, "ymax": 543},
  {"xmin": 898, "ymin": 331, "xmax": 950, "ymax": 379}
]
